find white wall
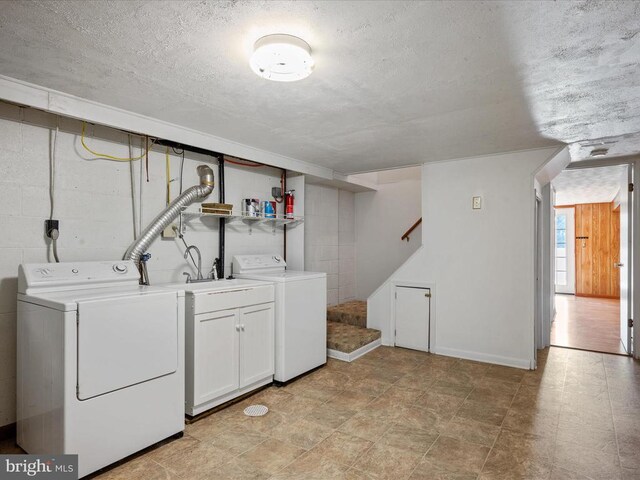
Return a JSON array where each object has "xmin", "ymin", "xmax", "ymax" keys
[
  {"xmin": 355, "ymin": 177, "xmax": 421, "ymax": 299},
  {"xmin": 339, "ymin": 190, "xmax": 357, "ymax": 303},
  {"xmin": 0, "ymin": 102, "xmax": 297, "ymax": 427},
  {"xmin": 283, "ymin": 174, "xmax": 305, "ymax": 271},
  {"xmin": 304, "ymin": 183, "xmax": 356, "ymax": 305},
  {"xmin": 368, "ymin": 147, "xmax": 559, "ymax": 369}
]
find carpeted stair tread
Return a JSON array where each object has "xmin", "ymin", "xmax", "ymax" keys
[
  {"xmin": 327, "ymin": 321, "xmax": 381, "ymax": 354},
  {"xmin": 327, "ymin": 300, "xmax": 367, "ymax": 328}
]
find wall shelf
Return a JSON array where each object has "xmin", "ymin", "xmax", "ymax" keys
[
  {"xmin": 180, "ymin": 206, "xmax": 303, "ymax": 234},
  {"xmin": 180, "ymin": 206, "xmax": 238, "ymax": 220}
]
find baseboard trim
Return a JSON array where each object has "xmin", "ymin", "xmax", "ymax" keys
[
  {"xmin": 433, "ymin": 346, "xmax": 532, "ymax": 370},
  {"xmin": 327, "ymin": 339, "xmax": 381, "ymax": 363},
  {"xmin": 575, "ymin": 294, "xmax": 619, "ymax": 299},
  {"xmin": 187, "ymin": 377, "xmax": 273, "ymax": 417}
]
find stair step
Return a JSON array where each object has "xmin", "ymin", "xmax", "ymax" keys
[
  {"xmin": 327, "ymin": 300, "xmax": 367, "ymax": 328},
  {"xmin": 327, "ymin": 321, "xmax": 381, "ymax": 354}
]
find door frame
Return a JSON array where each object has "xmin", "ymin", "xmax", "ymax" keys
[
  {"xmin": 619, "ymin": 164, "xmax": 633, "ymax": 353},
  {"xmin": 553, "ymin": 206, "xmax": 576, "ymax": 295},
  {"xmin": 534, "ymin": 194, "xmax": 542, "ymax": 360},
  {"xmin": 544, "ymin": 157, "xmax": 638, "ymax": 358},
  {"xmin": 390, "ymin": 280, "xmax": 436, "ymax": 352}
]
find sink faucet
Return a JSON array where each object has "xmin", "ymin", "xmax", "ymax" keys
[
  {"xmin": 210, "ymin": 258, "xmax": 220, "ymax": 281},
  {"xmin": 184, "ymin": 245, "xmax": 203, "ymax": 281}
]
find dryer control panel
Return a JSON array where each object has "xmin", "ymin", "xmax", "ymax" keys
[{"xmin": 18, "ymin": 261, "xmax": 139, "ymax": 294}]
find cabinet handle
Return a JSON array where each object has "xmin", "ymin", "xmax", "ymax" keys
[
  {"xmin": 235, "ymin": 325, "xmax": 240, "ymax": 332},
  {"xmin": 241, "ymin": 325, "xmax": 245, "ymax": 331}
]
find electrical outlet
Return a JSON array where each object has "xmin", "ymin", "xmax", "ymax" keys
[
  {"xmin": 472, "ymin": 196, "xmax": 482, "ymax": 209},
  {"xmin": 45, "ymin": 219, "xmax": 59, "ymax": 238},
  {"xmin": 161, "ymin": 224, "xmax": 177, "ymax": 239}
]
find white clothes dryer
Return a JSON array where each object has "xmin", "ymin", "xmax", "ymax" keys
[{"xmin": 17, "ymin": 261, "xmax": 185, "ymax": 478}]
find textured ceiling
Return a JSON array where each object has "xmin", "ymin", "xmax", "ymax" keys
[
  {"xmin": 553, "ymin": 165, "xmax": 627, "ymax": 205},
  {"xmin": 0, "ymin": 1, "xmax": 639, "ymax": 174}
]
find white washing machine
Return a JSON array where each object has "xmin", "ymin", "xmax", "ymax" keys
[
  {"xmin": 17, "ymin": 261, "xmax": 185, "ymax": 478},
  {"xmin": 232, "ymin": 254, "xmax": 327, "ymax": 382}
]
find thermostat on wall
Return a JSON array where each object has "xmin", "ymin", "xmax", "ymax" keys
[{"xmin": 472, "ymin": 196, "xmax": 482, "ymax": 209}]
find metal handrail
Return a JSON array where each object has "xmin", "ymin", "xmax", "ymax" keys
[{"xmin": 401, "ymin": 217, "xmax": 422, "ymax": 241}]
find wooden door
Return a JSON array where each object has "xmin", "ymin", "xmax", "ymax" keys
[
  {"xmin": 395, "ymin": 286, "xmax": 430, "ymax": 352},
  {"xmin": 575, "ymin": 203, "xmax": 620, "ymax": 298}
]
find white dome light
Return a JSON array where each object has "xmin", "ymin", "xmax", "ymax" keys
[{"xmin": 250, "ymin": 34, "xmax": 314, "ymax": 82}]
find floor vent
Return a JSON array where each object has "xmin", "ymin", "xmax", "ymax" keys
[{"xmin": 243, "ymin": 405, "xmax": 269, "ymax": 417}]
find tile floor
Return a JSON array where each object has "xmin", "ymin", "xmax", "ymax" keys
[{"xmin": 2, "ymin": 346, "xmax": 639, "ymax": 479}]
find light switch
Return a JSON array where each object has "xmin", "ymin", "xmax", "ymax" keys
[{"xmin": 472, "ymin": 196, "xmax": 482, "ymax": 209}]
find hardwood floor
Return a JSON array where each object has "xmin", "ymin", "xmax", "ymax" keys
[{"xmin": 551, "ymin": 294, "xmax": 626, "ymax": 355}]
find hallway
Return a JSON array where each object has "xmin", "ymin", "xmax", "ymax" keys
[{"xmin": 552, "ymin": 294, "xmax": 625, "ymax": 355}]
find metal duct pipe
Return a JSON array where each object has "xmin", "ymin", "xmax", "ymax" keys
[{"xmin": 124, "ymin": 164, "xmax": 214, "ymax": 265}]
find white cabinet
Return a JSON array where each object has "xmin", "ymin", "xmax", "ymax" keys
[{"xmin": 185, "ymin": 285, "xmax": 275, "ymax": 416}]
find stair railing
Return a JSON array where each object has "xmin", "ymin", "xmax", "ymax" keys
[{"xmin": 401, "ymin": 217, "xmax": 422, "ymax": 242}]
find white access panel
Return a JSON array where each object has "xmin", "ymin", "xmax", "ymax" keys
[
  {"xmin": 395, "ymin": 286, "xmax": 430, "ymax": 352},
  {"xmin": 77, "ymin": 292, "xmax": 178, "ymax": 400}
]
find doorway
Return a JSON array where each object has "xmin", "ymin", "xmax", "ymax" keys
[
  {"xmin": 549, "ymin": 164, "xmax": 632, "ymax": 356},
  {"xmin": 554, "ymin": 207, "xmax": 575, "ymax": 294}
]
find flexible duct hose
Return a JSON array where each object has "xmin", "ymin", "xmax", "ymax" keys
[{"xmin": 124, "ymin": 165, "xmax": 214, "ymax": 265}]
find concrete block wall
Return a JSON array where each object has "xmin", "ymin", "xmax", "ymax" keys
[
  {"xmin": 304, "ymin": 183, "xmax": 356, "ymax": 305},
  {"xmin": 338, "ymin": 190, "xmax": 356, "ymax": 303},
  {"xmin": 0, "ymin": 101, "xmax": 292, "ymax": 427}
]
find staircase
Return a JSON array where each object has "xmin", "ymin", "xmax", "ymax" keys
[{"xmin": 326, "ymin": 300, "xmax": 381, "ymax": 362}]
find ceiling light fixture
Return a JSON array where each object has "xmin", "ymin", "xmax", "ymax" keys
[
  {"xmin": 250, "ymin": 34, "xmax": 314, "ymax": 82},
  {"xmin": 590, "ymin": 148, "xmax": 609, "ymax": 157}
]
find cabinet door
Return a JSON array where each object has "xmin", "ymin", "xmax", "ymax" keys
[
  {"xmin": 194, "ymin": 309, "xmax": 239, "ymax": 405},
  {"xmin": 239, "ymin": 303, "xmax": 275, "ymax": 388},
  {"xmin": 395, "ymin": 287, "xmax": 430, "ymax": 352}
]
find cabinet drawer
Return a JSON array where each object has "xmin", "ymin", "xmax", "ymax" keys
[{"xmin": 192, "ymin": 285, "xmax": 274, "ymax": 314}]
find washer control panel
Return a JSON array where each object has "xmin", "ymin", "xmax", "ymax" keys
[{"xmin": 233, "ymin": 254, "xmax": 287, "ymax": 274}]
